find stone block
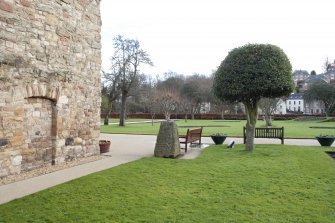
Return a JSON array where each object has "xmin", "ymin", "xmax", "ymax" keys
[
  {"xmin": 54, "ymin": 157, "xmax": 65, "ymax": 165},
  {"xmin": 11, "ymin": 155, "xmax": 22, "ymax": 166},
  {"xmin": 55, "ymin": 139, "xmax": 65, "ymax": 147},
  {"xmin": 0, "ymin": 168, "xmax": 9, "ymax": 177},
  {"xmin": 20, "ymin": 0, "xmax": 31, "ymax": 7},
  {"xmin": 154, "ymin": 121, "xmax": 180, "ymax": 158},
  {"xmin": 0, "ymin": 0, "xmax": 13, "ymax": 13},
  {"xmin": 73, "ymin": 137, "xmax": 82, "ymax": 145},
  {"xmin": 92, "ymin": 130, "xmax": 100, "ymax": 138},
  {"xmin": 10, "ymin": 135, "xmax": 23, "ymax": 146},
  {"xmin": 14, "ymin": 106, "xmax": 24, "ymax": 116},
  {"xmin": 45, "ymin": 14, "xmax": 58, "ymax": 26},
  {"xmin": 9, "ymin": 165, "xmax": 21, "ymax": 174}
]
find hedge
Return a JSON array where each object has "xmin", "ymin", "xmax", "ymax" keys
[{"xmin": 101, "ymin": 113, "xmax": 333, "ymax": 120}]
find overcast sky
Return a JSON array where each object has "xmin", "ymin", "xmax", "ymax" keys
[{"xmin": 100, "ymin": 0, "xmax": 335, "ymax": 76}]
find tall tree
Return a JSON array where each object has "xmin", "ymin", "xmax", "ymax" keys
[
  {"xmin": 156, "ymin": 72, "xmax": 185, "ymax": 92},
  {"xmin": 108, "ymin": 35, "xmax": 153, "ymax": 126},
  {"xmin": 323, "ymin": 57, "xmax": 335, "ymax": 72},
  {"xmin": 181, "ymin": 74, "xmax": 212, "ymax": 119},
  {"xmin": 213, "ymin": 44, "xmax": 294, "ymax": 151},
  {"xmin": 304, "ymin": 82, "xmax": 335, "ymax": 116},
  {"xmin": 101, "ymin": 70, "xmax": 121, "ymax": 125},
  {"xmin": 142, "ymin": 89, "xmax": 160, "ymax": 126}
]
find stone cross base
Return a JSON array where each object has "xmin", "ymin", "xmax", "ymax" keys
[{"xmin": 154, "ymin": 121, "xmax": 180, "ymax": 158}]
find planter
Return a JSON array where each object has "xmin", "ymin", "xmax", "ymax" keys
[
  {"xmin": 211, "ymin": 135, "xmax": 227, "ymax": 145},
  {"xmin": 99, "ymin": 140, "xmax": 111, "ymax": 153},
  {"xmin": 315, "ymin": 136, "xmax": 335, "ymax": 147},
  {"xmin": 326, "ymin": 151, "xmax": 335, "ymax": 160}
]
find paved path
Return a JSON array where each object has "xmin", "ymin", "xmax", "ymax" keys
[
  {"xmin": 0, "ymin": 134, "xmax": 331, "ymax": 205},
  {"xmin": 101, "ymin": 120, "xmax": 165, "ymax": 125}
]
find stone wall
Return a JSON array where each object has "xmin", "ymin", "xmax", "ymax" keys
[{"xmin": 0, "ymin": 0, "xmax": 102, "ymax": 177}]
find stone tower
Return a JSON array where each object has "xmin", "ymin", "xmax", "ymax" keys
[{"xmin": 0, "ymin": 0, "xmax": 102, "ymax": 177}]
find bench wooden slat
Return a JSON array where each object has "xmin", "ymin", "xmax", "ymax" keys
[
  {"xmin": 179, "ymin": 127, "xmax": 203, "ymax": 153},
  {"xmin": 244, "ymin": 126, "xmax": 284, "ymax": 144}
]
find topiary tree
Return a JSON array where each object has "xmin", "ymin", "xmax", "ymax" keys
[{"xmin": 213, "ymin": 44, "xmax": 294, "ymax": 151}]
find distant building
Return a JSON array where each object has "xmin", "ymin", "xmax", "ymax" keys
[
  {"xmin": 304, "ymin": 100, "xmax": 325, "ymax": 115},
  {"xmin": 200, "ymin": 102, "xmax": 211, "ymax": 113},
  {"xmin": 296, "ymin": 74, "xmax": 328, "ymax": 93},
  {"xmin": 286, "ymin": 93, "xmax": 304, "ymax": 113},
  {"xmin": 289, "ymin": 70, "xmax": 330, "ymax": 114},
  {"xmin": 286, "ymin": 93, "xmax": 325, "ymax": 115},
  {"xmin": 293, "ymin": 70, "xmax": 309, "ymax": 86},
  {"xmin": 324, "ymin": 70, "xmax": 335, "ymax": 85}
]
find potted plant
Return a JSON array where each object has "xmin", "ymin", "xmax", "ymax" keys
[
  {"xmin": 99, "ymin": 140, "xmax": 111, "ymax": 153},
  {"xmin": 315, "ymin": 134, "xmax": 335, "ymax": 147},
  {"xmin": 210, "ymin": 133, "xmax": 227, "ymax": 145}
]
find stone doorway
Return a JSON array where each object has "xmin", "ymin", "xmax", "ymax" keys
[{"xmin": 22, "ymin": 98, "xmax": 56, "ymax": 171}]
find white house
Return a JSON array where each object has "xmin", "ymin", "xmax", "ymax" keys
[
  {"xmin": 286, "ymin": 93, "xmax": 304, "ymax": 113},
  {"xmin": 274, "ymin": 99, "xmax": 287, "ymax": 114}
]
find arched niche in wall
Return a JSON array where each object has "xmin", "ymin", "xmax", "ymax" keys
[{"xmin": 22, "ymin": 82, "xmax": 61, "ymax": 170}]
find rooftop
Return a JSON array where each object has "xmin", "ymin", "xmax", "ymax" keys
[{"xmin": 288, "ymin": 93, "xmax": 304, "ymax": 100}]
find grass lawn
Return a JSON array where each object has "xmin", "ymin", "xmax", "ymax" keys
[
  {"xmin": 101, "ymin": 119, "xmax": 335, "ymax": 138},
  {"xmin": 0, "ymin": 145, "xmax": 334, "ymax": 222}
]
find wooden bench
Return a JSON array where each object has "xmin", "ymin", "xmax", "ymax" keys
[
  {"xmin": 243, "ymin": 126, "xmax": 284, "ymax": 144},
  {"xmin": 179, "ymin": 127, "xmax": 203, "ymax": 153}
]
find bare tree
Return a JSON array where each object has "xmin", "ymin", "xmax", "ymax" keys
[
  {"xmin": 143, "ymin": 89, "xmax": 160, "ymax": 125},
  {"xmin": 210, "ymin": 97, "xmax": 230, "ymax": 119},
  {"xmin": 108, "ymin": 35, "xmax": 153, "ymax": 126},
  {"xmin": 157, "ymin": 88, "xmax": 179, "ymax": 120},
  {"xmin": 101, "ymin": 70, "xmax": 121, "ymax": 125},
  {"xmin": 259, "ymin": 98, "xmax": 282, "ymax": 127},
  {"xmin": 323, "ymin": 57, "xmax": 335, "ymax": 72},
  {"xmin": 178, "ymin": 97, "xmax": 192, "ymax": 122}
]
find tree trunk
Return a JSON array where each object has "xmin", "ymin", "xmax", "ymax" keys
[
  {"xmin": 221, "ymin": 110, "xmax": 224, "ymax": 120},
  {"xmin": 244, "ymin": 101, "xmax": 259, "ymax": 151},
  {"xmin": 264, "ymin": 113, "xmax": 272, "ymax": 127},
  {"xmin": 191, "ymin": 108, "xmax": 195, "ymax": 120},
  {"xmin": 151, "ymin": 113, "xmax": 155, "ymax": 126},
  {"xmin": 104, "ymin": 115, "xmax": 109, "ymax": 125},
  {"xmin": 119, "ymin": 92, "xmax": 127, "ymax": 126},
  {"xmin": 184, "ymin": 113, "xmax": 188, "ymax": 123},
  {"xmin": 324, "ymin": 103, "xmax": 330, "ymax": 117},
  {"xmin": 164, "ymin": 111, "xmax": 170, "ymax": 120},
  {"xmin": 104, "ymin": 103, "xmax": 113, "ymax": 126}
]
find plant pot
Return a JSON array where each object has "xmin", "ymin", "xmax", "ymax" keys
[
  {"xmin": 326, "ymin": 151, "xmax": 335, "ymax": 160},
  {"xmin": 211, "ymin": 135, "xmax": 227, "ymax": 145},
  {"xmin": 99, "ymin": 140, "xmax": 111, "ymax": 153},
  {"xmin": 315, "ymin": 137, "xmax": 335, "ymax": 147}
]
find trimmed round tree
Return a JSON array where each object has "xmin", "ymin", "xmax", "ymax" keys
[{"xmin": 213, "ymin": 44, "xmax": 294, "ymax": 151}]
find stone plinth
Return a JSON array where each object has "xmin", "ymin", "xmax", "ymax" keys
[{"xmin": 154, "ymin": 121, "xmax": 180, "ymax": 158}]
